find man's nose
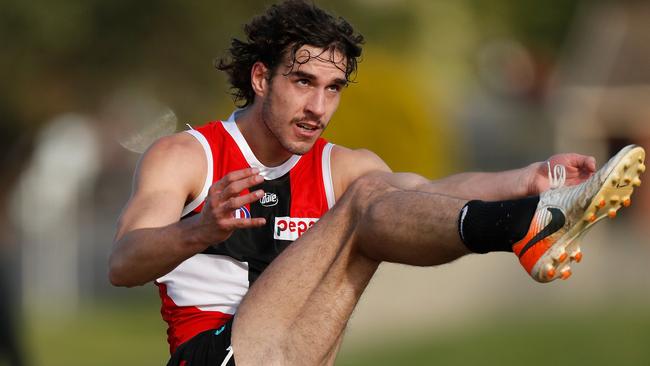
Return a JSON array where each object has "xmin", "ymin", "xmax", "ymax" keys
[{"xmin": 305, "ymin": 89, "xmax": 326, "ymax": 118}]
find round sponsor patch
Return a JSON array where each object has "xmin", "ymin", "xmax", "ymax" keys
[{"xmin": 234, "ymin": 206, "xmax": 251, "ymax": 219}]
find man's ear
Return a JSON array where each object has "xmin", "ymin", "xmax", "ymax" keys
[{"xmin": 251, "ymin": 62, "xmax": 270, "ymax": 97}]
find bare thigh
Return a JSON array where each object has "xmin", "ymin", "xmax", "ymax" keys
[
  {"xmin": 232, "ymin": 176, "xmax": 382, "ymax": 365},
  {"xmin": 231, "ymin": 173, "xmax": 468, "ymax": 365}
]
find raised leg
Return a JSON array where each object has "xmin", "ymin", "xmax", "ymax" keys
[{"xmin": 232, "ymin": 172, "xmax": 469, "ymax": 365}]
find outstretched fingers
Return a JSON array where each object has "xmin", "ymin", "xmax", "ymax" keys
[
  {"xmin": 217, "ymin": 189, "xmax": 267, "ymax": 225},
  {"xmin": 210, "ymin": 168, "xmax": 263, "ymax": 196},
  {"xmin": 204, "ymin": 168, "xmax": 268, "ymax": 233},
  {"xmin": 218, "ymin": 216, "xmax": 267, "ymax": 231}
]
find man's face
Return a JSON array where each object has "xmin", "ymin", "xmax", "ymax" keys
[{"xmin": 261, "ymin": 45, "xmax": 347, "ymax": 155}]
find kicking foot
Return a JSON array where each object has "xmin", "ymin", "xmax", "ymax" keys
[{"xmin": 513, "ymin": 145, "xmax": 646, "ymax": 283}]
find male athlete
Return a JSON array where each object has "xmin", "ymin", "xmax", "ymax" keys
[{"xmin": 109, "ymin": 1, "xmax": 645, "ymax": 365}]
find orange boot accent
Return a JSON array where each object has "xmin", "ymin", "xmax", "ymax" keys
[
  {"xmin": 574, "ymin": 252, "xmax": 583, "ymax": 263},
  {"xmin": 546, "ymin": 268, "xmax": 556, "ymax": 279}
]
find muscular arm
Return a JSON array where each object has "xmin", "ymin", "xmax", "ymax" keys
[
  {"xmin": 429, "ymin": 152, "xmax": 597, "ymax": 200},
  {"xmin": 424, "ymin": 168, "xmax": 534, "ymax": 200},
  {"xmin": 109, "ymin": 133, "xmax": 265, "ymax": 287},
  {"xmin": 330, "ymin": 146, "xmax": 531, "ymax": 201},
  {"xmin": 109, "ymin": 133, "xmax": 208, "ymax": 287},
  {"xmin": 331, "ymin": 146, "xmax": 596, "ymax": 201}
]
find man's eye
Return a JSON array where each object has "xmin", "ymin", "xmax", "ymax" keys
[
  {"xmin": 297, "ymin": 79, "xmax": 309, "ymax": 86},
  {"xmin": 327, "ymin": 85, "xmax": 341, "ymax": 93}
]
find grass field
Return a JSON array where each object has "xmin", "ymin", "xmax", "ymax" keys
[
  {"xmin": 338, "ymin": 303, "xmax": 650, "ymax": 366},
  {"xmin": 22, "ymin": 298, "xmax": 650, "ymax": 366}
]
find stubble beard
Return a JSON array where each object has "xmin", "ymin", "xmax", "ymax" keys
[{"xmin": 261, "ymin": 91, "xmax": 312, "ymax": 156}]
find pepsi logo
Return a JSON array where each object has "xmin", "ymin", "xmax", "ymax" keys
[{"xmin": 274, "ymin": 217, "xmax": 318, "ymax": 241}]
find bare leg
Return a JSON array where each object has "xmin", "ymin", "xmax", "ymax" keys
[
  {"xmin": 233, "ymin": 172, "xmax": 470, "ymax": 365},
  {"xmin": 323, "ymin": 333, "xmax": 345, "ymax": 366}
]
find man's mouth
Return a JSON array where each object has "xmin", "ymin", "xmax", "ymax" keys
[{"xmin": 296, "ymin": 122, "xmax": 319, "ymax": 131}]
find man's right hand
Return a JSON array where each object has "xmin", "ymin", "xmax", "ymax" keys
[
  {"xmin": 110, "ymin": 133, "xmax": 268, "ymax": 287},
  {"xmin": 194, "ymin": 167, "xmax": 267, "ymax": 246}
]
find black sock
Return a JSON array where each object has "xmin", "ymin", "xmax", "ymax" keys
[{"xmin": 458, "ymin": 196, "xmax": 540, "ymax": 254}]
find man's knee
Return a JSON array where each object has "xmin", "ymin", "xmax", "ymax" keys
[
  {"xmin": 338, "ymin": 172, "xmax": 398, "ymax": 215},
  {"xmin": 340, "ymin": 171, "xmax": 432, "ymax": 218}
]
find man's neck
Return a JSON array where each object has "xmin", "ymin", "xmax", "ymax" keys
[{"xmin": 235, "ymin": 106, "xmax": 293, "ymax": 167}]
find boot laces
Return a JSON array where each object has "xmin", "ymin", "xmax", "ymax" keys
[{"xmin": 548, "ymin": 161, "xmax": 566, "ymax": 190}]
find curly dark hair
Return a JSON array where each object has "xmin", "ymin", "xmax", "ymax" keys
[{"xmin": 216, "ymin": 0, "xmax": 364, "ymax": 107}]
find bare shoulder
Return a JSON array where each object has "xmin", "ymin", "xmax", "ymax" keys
[
  {"xmin": 330, "ymin": 145, "xmax": 391, "ymax": 199},
  {"xmin": 141, "ymin": 131, "xmax": 204, "ymax": 164},
  {"xmin": 115, "ymin": 131, "xmax": 207, "ymax": 239},
  {"xmin": 136, "ymin": 131, "xmax": 205, "ymax": 188}
]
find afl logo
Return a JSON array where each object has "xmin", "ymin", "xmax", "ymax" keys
[
  {"xmin": 234, "ymin": 206, "xmax": 251, "ymax": 219},
  {"xmin": 260, "ymin": 192, "xmax": 278, "ymax": 207}
]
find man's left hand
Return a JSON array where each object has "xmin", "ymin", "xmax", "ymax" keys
[{"xmin": 527, "ymin": 153, "xmax": 597, "ymax": 195}]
